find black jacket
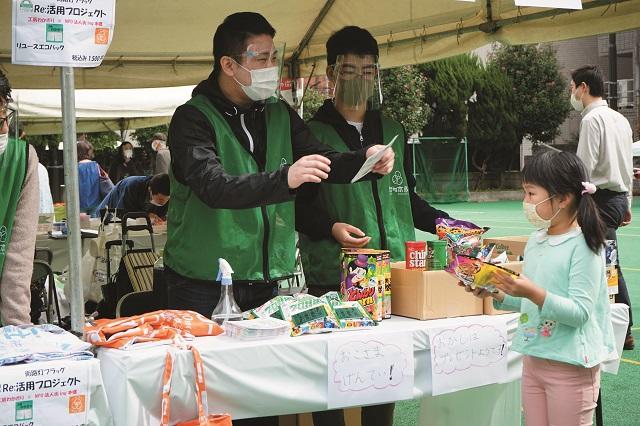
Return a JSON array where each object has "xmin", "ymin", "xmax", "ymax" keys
[
  {"xmin": 295, "ymin": 100, "xmax": 450, "ymax": 242},
  {"xmin": 168, "ymin": 73, "xmax": 369, "ymax": 210}
]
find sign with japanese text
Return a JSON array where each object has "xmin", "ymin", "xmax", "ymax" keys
[
  {"xmin": 514, "ymin": 0, "xmax": 582, "ymax": 9},
  {"xmin": 0, "ymin": 359, "xmax": 91, "ymax": 426},
  {"xmin": 327, "ymin": 332, "xmax": 414, "ymax": 409},
  {"xmin": 12, "ymin": 0, "xmax": 115, "ymax": 67},
  {"xmin": 428, "ymin": 315, "xmax": 508, "ymax": 396}
]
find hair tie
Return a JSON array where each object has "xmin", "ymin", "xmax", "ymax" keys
[{"xmin": 581, "ymin": 181, "xmax": 597, "ymax": 195}]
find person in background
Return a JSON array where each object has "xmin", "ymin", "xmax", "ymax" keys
[
  {"xmin": 108, "ymin": 141, "xmax": 141, "ymax": 184},
  {"xmin": 97, "ymin": 173, "xmax": 170, "ymax": 222},
  {"xmin": 295, "ymin": 26, "xmax": 451, "ymax": 426},
  {"xmin": 36, "ymin": 162, "xmax": 54, "ymax": 214},
  {"xmin": 570, "ymin": 65, "xmax": 635, "ymax": 350},
  {"xmin": 77, "ymin": 140, "xmax": 109, "ymax": 217},
  {"xmin": 0, "ymin": 69, "xmax": 38, "ymax": 325},
  {"xmin": 150, "ymin": 132, "xmax": 171, "ymax": 175},
  {"xmin": 464, "ymin": 151, "xmax": 615, "ymax": 426}
]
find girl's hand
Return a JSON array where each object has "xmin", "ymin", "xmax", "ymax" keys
[
  {"xmin": 492, "ymin": 271, "xmax": 546, "ymax": 307},
  {"xmin": 457, "ymin": 281, "xmax": 505, "ymax": 302}
]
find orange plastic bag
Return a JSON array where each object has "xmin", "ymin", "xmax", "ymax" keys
[
  {"xmin": 162, "ymin": 346, "xmax": 232, "ymax": 426},
  {"xmin": 85, "ymin": 310, "xmax": 223, "ymax": 349}
]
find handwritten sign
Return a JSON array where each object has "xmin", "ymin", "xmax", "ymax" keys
[
  {"xmin": 514, "ymin": 0, "xmax": 582, "ymax": 10},
  {"xmin": 327, "ymin": 332, "xmax": 414, "ymax": 408},
  {"xmin": 428, "ymin": 316, "xmax": 508, "ymax": 395}
]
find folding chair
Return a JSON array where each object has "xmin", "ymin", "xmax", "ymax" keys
[{"xmin": 30, "ymin": 260, "xmax": 62, "ymax": 325}]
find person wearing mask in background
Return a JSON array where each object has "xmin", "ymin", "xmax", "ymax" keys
[
  {"xmin": 78, "ymin": 140, "xmax": 111, "ymax": 217},
  {"xmin": 0, "ymin": 70, "xmax": 38, "ymax": 325},
  {"xmin": 295, "ymin": 26, "xmax": 451, "ymax": 426},
  {"xmin": 150, "ymin": 132, "xmax": 171, "ymax": 175},
  {"xmin": 97, "ymin": 173, "xmax": 170, "ymax": 223},
  {"xmin": 108, "ymin": 141, "xmax": 141, "ymax": 184},
  {"xmin": 165, "ymin": 14, "xmax": 394, "ymax": 425},
  {"xmin": 570, "ymin": 65, "xmax": 635, "ymax": 350}
]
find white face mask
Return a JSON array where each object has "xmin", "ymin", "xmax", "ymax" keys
[
  {"xmin": 234, "ymin": 63, "xmax": 279, "ymax": 101},
  {"xmin": 123, "ymin": 149, "xmax": 133, "ymax": 160},
  {"xmin": 570, "ymin": 90, "xmax": 584, "ymax": 112},
  {"xmin": 0, "ymin": 133, "xmax": 7, "ymax": 156},
  {"xmin": 523, "ymin": 196, "xmax": 561, "ymax": 229}
]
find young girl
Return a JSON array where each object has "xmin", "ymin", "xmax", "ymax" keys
[{"xmin": 465, "ymin": 151, "xmax": 616, "ymax": 426}]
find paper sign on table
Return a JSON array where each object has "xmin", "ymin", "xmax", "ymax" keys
[
  {"xmin": 428, "ymin": 316, "xmax": 508, "ymax": 396},
  {"xmin": 0, "ymin": 359, "xmax": 92, "ymax": 426},
  {"xmin": 351, "ymin": 135, "xmax": 398, "ymax": 183},
  {"xmin": 327, "ymin": 331, "xmax": 414, "ymax": 408},
  {"xmin": 12, "ymin": 0, "xmax": 115, "ymax": 67},
  {"xmin": 514, "ymin": 0, "xmax": 582, "ymax": 9}
]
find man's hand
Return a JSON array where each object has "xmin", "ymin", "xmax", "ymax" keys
[
  {"xmin": 287, "ymin": 155, "xmax": 331, "ymax": 189},
  {"xmin": 621, "ymin": 209, "xmax": 632, "ymax": 226},
  {"xmin": 365, "ymin": 145, "xmax": 395, "ymax": 175},
  {"xmin": 331, "ymin": 222, "xmax": 371, "ymax": 248}
]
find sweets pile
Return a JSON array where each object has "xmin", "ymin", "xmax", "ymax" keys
[{"xmin": 244, "ymin": 291, "xmax": 375, "ymax": 337}]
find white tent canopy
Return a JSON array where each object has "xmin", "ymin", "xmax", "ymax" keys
[
  {"xmin": 2, "ymin": 0, "xmax": 640, "ymax": 89},
  {"xmin": 12, "ymin": 86, "xmax": 194, "ymax": 135}
]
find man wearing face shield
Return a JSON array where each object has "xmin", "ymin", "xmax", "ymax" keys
[
  {"xmin": 295, "ymin": 27, "xmax": 452, "ymax": 426},
  {"xmin": 0, "ymin": 70, "xmax": 39, "ymax": 326},
  {"xmin": 571, "ymin": 65, "xmax": 635, "ymax": 349},
  {"xmin": 165, "ymin": 11, "xmax": 392, "ymax": 399}
]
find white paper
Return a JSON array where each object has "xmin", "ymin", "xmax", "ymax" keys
[
  {"xmin": 0, "ymin": 359, "xmax": 91, "ymax": 426},
  {"xmin": 351, "ymin": 135, "xmax": 398, "ymax": 183},
  {"xmin": 12, "ymin": 0, "xmax": 116, "ymax": 67},
  {"xmin": 327, "ymin": 331, "xmax": 414, "ymax": 409},
  {"xmin": 514, "ymin": 0, "xmax": 582, "ymax": 10},
  {"xmin": 428, "ymin": 316, "xmax": 508, "ymax": 396}
]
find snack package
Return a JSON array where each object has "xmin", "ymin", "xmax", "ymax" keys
[
  {"xmin": 330, "ymin": 301, "xmax": 376, "ymax": 329},
  {"xmin": 435, "ymin": 218, "xmax": 488, "ymax": 265},
  {"xmin": 340, "ymin": 249, "xmax": 383, "ymax": 321},
  {"xmin": 244, "ymin": 295, "xmax": 292, "ymax": 321},
  {"xmin": 446, "ymin": 254, "xmax": 519, "ymax": 292},
  {"xmin": 280, "ymin": 297, "xmax": 339, "ymax": 337},
  {"xmin": 382, "ymin": 252, "xmax": 392, "ymax": 319},
  {"xmin": 319, "ymin": 291, "xmax": 342, "ymax": 307}
]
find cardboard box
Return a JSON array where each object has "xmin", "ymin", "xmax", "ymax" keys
[
  {"xmin": 483, "ymin": 236, "xmax": 529, "ymax": 259},
  {"xmin": 391, "ymin": 262, "xmax": 483, "ymax": 320},
  {"xmin": 483, "ymin": 261, "xmax": 523, "ymax": 315}
]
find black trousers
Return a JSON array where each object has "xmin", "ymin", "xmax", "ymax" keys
[
  {"xmin": 164, "ymin": 266, "xmax": 280, "ymax": 426},
  {"xmin": 593, "ymin": 190, "xmax": 633, "ymax": 330}
]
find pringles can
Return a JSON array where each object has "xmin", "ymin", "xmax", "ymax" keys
[
  {"xmin": 405, "ymin": 241, "xmax": 427, "ymax": 270},
  {"xmin": 427, "ymin": 240, "xmax": 447, "ymax": 270}
]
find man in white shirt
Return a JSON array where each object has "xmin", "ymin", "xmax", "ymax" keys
[{"xmin": 571, "ymin": 65, "xmax": 634, "ymax": 349}]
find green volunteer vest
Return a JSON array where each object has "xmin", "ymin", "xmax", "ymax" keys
[
  {"xmin": 164, "ymin": 96, "xmax": 295, "ymax": 281},
  {"xmin": 299, "ymin": 117, "xmax": 415, "ymax": 287},
  {"xmin": 0, "ymin": 138, "xmax": 27, "ymax": 278}
]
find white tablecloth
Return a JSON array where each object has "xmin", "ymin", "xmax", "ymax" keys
[{"xmin": 97, "ymin": 314, "xmax": 523, "ymax": 425}]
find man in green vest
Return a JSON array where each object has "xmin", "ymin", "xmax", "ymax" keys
[
  {"xmin": 296, "ymin": 26, "xmax": 453, "ymax": 426},
  {"xmin": 165, "ymin": 12, "xmax": 395, "ymax": 419},
  {"xmin": 0, "ymin": 70, "xmax": 39, "ymax": 326}
]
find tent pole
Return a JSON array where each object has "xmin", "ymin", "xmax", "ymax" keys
[{"xmin": 60, "ymin": 66, "xmax": 85, "ymax": 334}]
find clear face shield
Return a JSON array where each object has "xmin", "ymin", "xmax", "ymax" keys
[
  {"xmin": 232, "ymin": 41, "xmax": 285, "ymax": 103},
  {"xmin": 331, "ymin": 54, "xmax": 383, "ymax": 111}
]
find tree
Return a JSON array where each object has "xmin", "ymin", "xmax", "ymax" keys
[
  {"xmin": 467, "ymin": 64, "xmax": 519, "ymax": 184},
  {"xmin": 301, "ymin": 87, "xmax": 326, "ymax": 122},
  {"xmin": 489, "ymin": 43, "xmax": 571, "ymax": 145},
  {"xmin": 380, "ymin": 65, "xmax": 431, "ymax": 136},
  {"xmin": 419, "ymin": 54, "xmax": 482, "ymax": 139},
  {"xmin": 132, "ymin": 124, "xmax": 169, "ymax": 148}
]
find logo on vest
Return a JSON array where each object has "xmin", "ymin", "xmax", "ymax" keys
[
  {"xmin": 280, "ymin": 158, "xmax": 288, "ymax": 168},
  {"xmin": 389, "ymin": 171, "xmax": 408, "ymax": 194}
]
